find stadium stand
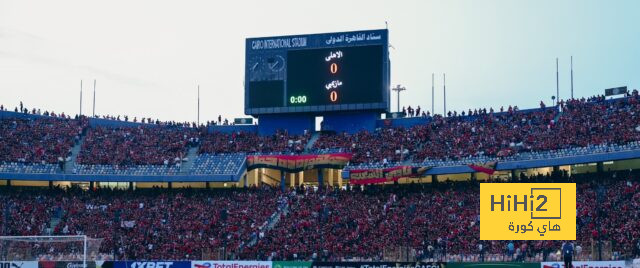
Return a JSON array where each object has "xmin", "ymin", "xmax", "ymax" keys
[
  {"xmin": 1, "ymin": 94, "xmax": 639, "ymax": 176},
  {"xmin": 0, "ymin": 186, "xmax": 282, "ymax": 260},
  {"xmin": 73, "ymin": 164, "xmax": 182, "ymax": 176},
  {"xmin": 1, "ymin": 94, "xmax": 639, "ymax": 257},
  {"xmin": 77, "ymin": 126, "xmax": 198, "ymax": 166},
  {"xmin": 0, "ymin": 162, "xmax": 61, "ymax": 174},
  {"xmin": 1, "ymin": 93, "xmax": 640, "ymax": 263},
  {"xmin": 316, "ymin": 95, "xmax": 640, "ymax": 165},
  {"xmin": 1, "ymin": 170, "xmax": 639, "ymax": 261},
  {"xmin": 190, "ymin": 153, "xmax": 246, "ymax": 175}
]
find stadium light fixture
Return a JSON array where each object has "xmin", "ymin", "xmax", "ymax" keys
[{"xmin": 392, "ymin": 84, "xmax": 406, "ymax": 113}]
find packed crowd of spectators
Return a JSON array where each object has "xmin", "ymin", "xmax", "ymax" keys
[
  {"xmin": 549, "ymin": 96, "xmax": 640, "ymax": 148},
  {"xmin": 0, "ymin": 188, "xmax": 59, "ymax": 236},
  {"xmin": 199, "ymin": 130, "xmax": 309, "ymax": 154},
  {"xmin": 1, "ymin": 170, "xmax": 639, "ymax": 261},
  {"xmin": 413, "ymin": 107, "xmax": 558, "ymax": 161},
  {"xmin": 76, "ymin": 126, "xmax": 198, "ymax": 166},
  {"xmin": 2, "ymin": 93, "xmax": 640, "ymax": 170},
  {"xmin": 0, "ymin": 117, "xmax": 87, "ymax": 164},
  {"xmin": 314, "ymin": 94, "xmax": 640, "ymax": 165},
  {"xmin": 313, "ymin": 127, "xmax": 419, "ymax": 164},
  {"xmin": 245, "ymin": 170, "xmax": 640, "ymax": 261},
  {"xmin": 313, "ymin": 107, "xmax": 558, "ymax": 164},
  {"xmin": 244, "ymin": 187, "xmax": 396, "ymax": 260},
  {"xmin": 0, "ymin": 186, "xmax": 280, "ymax": 261}
]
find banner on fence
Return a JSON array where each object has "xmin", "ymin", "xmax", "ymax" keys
[
  {"xmin": 468, "ymin": 161, "xmax": 497, "ymax": 175},
  {"xmin": 348, "ymin": 166, "xmax": 431, "ymax": 185},
  {"xmin": 246, "ymin": 153, "xmax": 352, "ymax": 172},
  {"xmin": 38, "ymin": 261, "xmax": 97, "ymax": 268}
]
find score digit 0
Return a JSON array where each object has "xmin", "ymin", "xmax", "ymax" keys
[
  {"xmin": 330, "ymin": 91, "xmax": 338, "ymax": 102},
  {"xmin": 330, "ymin": 63, "xmax": 338, "ymax": 74}
]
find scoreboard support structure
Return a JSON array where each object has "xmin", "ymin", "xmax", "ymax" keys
[
  {"xmin": 257, "ymin": 111, "xmax": 379, "ymax": 135},
  {"xmin": 258, "ymin": 114, "xmax": 315, "ymax": 135}
]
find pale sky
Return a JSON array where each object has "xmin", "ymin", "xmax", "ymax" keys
[{"xmin": 1, "ymin": 0, "xmax": 639, "ymax": 123}]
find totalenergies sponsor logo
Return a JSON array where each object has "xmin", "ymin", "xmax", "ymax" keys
[{"xmin": 193, "ymin": 262, "xmax": 271, "ymax": 268}]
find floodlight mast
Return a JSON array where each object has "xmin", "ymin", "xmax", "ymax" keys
[{"xmin": 392, "ymin": 85, "xmax": 407, "ymax": 113}]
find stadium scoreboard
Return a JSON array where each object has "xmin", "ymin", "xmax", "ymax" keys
[{"xmin": 245, "ymin": 29, "xmax": 390, "ymax": 114}]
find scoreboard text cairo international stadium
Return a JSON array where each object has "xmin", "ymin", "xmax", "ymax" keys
[{"xmin": 245, "ymin": 29, "xmax": 390, "ymax": 115}]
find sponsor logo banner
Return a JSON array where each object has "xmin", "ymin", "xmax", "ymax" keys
[
  {"xmin": 96, "ymin": 262, "xmax": 110, "ymax": 268},
  {"xmin": 113, "ymin": 262, "xmax": 191, "ymax": 268},
  {"xmin": 348, "ymin": 166, "xmax": 430, "ymax": 185},
  {"xmin": 310, "ymin": 262, "xmax": 446, "ymax": 268},
  {"xmin": 246, "ymin": 153, "xmax": 352, "ymax": 172},
  {"xmin": 447, "ymin": 262, "xmax": 540, "ymax": 268},
  {"xmin": 192, "ymin": 261, "xmax": 271, "ymax": 268},
  {"xmin": 38, "ymin": 261, "xmax": 97, "ymax": 268},
  {"xmin": 480, "ymin": 183, "xmax": 576, "ymax": 240},
  {"xmin": 272, "ymin": 262, "xmax": 312, "ymax": 268},
  {"xmin": 540, "ymin": 261, "xmax": 625, "ymax": 268},
  {"xmin": 1, "ymin": 262, "xmax": 39, "ymax": 268},
  {"xmin": 448, "ymin": 263, "xmax": 537, "ymax": 268}
]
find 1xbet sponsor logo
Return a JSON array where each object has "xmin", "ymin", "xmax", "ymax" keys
[{"xmin": 130, "ymin": 263, "xmax": 174, "ymax": 268}]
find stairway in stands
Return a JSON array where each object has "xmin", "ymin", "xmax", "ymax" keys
[
  {"xmin": 304, "ymin": 131, "xmax": 321, "ymax": 153},
  {"xmin": 45, "ymin": 207, "xmax": 65, "ymax": 235},
  {"xmin": 179, "ymin": 146, "xmax": 200, "ymax": 175},
  {"xmin": 244, "ymin": 198, "xmax": 289, "ymax": 248},
  {"xmin": 64, "ymin": 133, "xmax": 86, "ymax": 173},
  {"xmin": 554, "ymin": 108, "xmax": 563, "ymax": 123}
]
